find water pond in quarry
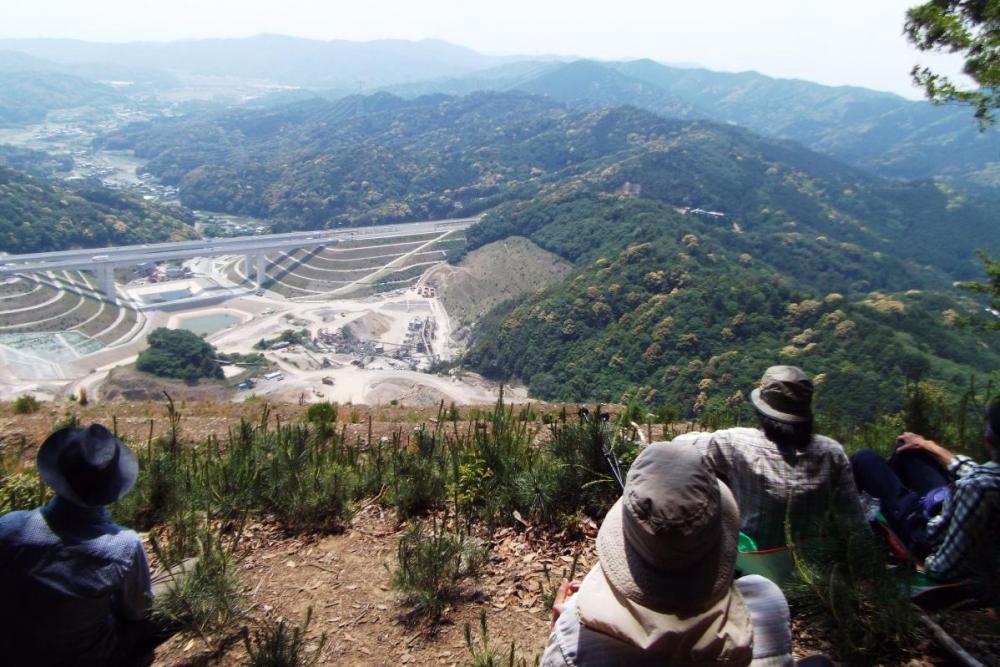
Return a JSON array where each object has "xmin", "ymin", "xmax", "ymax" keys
[{"xmin": 175, "ymin": 313, "xmax": 242, "ymax": 336}]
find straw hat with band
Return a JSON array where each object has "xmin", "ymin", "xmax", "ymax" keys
[
  {"xmin": 37, "ymin": 424, "xmax": 138, "ymax": 508},
  {"xmin": 750, "ymin": 365, "xmax": 813, "ymax": 424}
]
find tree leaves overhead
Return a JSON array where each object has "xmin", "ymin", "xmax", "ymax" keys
[{"xmin": 906, "ymin": 0, "xmax": 1000, "ymax": 127}]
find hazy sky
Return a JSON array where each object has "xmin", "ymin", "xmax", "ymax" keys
[{"xmin": 2, "ymin": 0, "xmax": 970, "ymax": 99}]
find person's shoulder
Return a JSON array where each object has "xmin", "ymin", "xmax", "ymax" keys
[
  {"xmin": 0, "ymin": 509, "xmax": 45, "ymax": 548},
  {"xmin": 0, "ymin": 508, "xmax": 40, "ymax": 532},
  {"xmin": 956, "ymin": 462, "xmax": 1000, "ymax": 491},
  {"xmin": 810, "ymin": 434, "xmax": 849, "ymax": 457},
  {"xmin": 715, "ymin": 427, "xmax": 768, "ymax": 447}
]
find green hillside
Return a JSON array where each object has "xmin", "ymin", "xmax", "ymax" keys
[
  {"xmin": 374, "ymin": 58, "xmax": 1000, "ymax": 196},
  {"xmin": 102, "ymin": 92, "xmax": 998, "ymax": 280},
  {"xmin": 0, "ymin": 166, "xmax": 197, "ymax": 253},
  {"xmin": 94, "ymin": 90, "xmax": 1000, "ymax": 417},
  {"xmin": 0, "ymin": 67, "xmax": 121, "ymax": 125},
  {"xmin": 463, "ymin": 192, "xmax": 1000, "ymax": 421}
]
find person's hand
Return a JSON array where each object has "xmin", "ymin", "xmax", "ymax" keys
[
  {"xmin": 896, "ymin": 432, "xmax": 955, "ymax": 466},
  {"xmin": 550, "ymin": 579, "xmax": 581, "ymax": 626}
]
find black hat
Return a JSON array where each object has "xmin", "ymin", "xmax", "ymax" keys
[{"xmin": 36, "ymin": 424, "xmax": 138, "ymax": 507}]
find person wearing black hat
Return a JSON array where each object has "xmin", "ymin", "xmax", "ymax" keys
[
  {"xmin": 677, "ymin": 366, "xmax": 866, "ymax": 549},
  {"xmin": 0, "ymin": 423, "xmax": 156, "ymax": 666}
]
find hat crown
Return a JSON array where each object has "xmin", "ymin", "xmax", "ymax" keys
[
  {"xmin": 758, "ymin": 365, "xmax": 812, "ymax": 418},
  {"xmin": 37, "ymin": 423, "xmax": 137, "ymax": 507},
  {"xmin": 622, "ymin": 444, "xmax": 722, "ymax": 571},
  {"xmin": 78, "ymin": 430, "xmax": 119, "ymax": 469}
]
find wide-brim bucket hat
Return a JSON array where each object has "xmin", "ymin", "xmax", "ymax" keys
[
  {"xmin": 750, "ymin": 365, "xmax": 813, "ymax": 424},
  {"xmin": 595, "ymin": 441, "xmax": 739, "ymax": 613},
  {"xmin": 37, "ymin": 424, "xmax": 138, "ymax": 508}
]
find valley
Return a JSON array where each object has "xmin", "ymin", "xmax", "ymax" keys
[{"xmin": 2, "ymin": 16, "xmax": 1000, "ymax": 667}]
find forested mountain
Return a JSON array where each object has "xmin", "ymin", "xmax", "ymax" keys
[
  {"xmin": 0, "ymin": 167, "xmax": 197, "ymax": 253},
  {"xmin": 102, "ymin": 91, "xmax": 997, "ymax": 280},
  {"xmin": 95, "ymin": 88, "xmax": 1000, "ymax": 415},
  {"xmin": 380, "ymin": 58, "xmax": 1000, "ymax": 196},
  {"xmin": 0, "ymin": 53, "xmax": 122, "ymax": 125},
  {"xmin": 609, "ymin": 60, "xmax": 1000, "ymax": 191},
  {"xmin": 463, "ymin": 191, "xmax": 1000, "ymax": 421}
]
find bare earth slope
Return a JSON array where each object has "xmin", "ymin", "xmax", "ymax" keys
[{"xmin": 428, "ymin": 236, "xmax": 572, "ymax": 327}]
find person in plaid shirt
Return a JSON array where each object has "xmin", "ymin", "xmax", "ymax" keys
[
  {"xmin": 680, "ymin": 366, "xmax": 866, "ymax": 549},
  {"xmin": 852, "ymin": 399, "xmax": 1000, "ymax": 583}
]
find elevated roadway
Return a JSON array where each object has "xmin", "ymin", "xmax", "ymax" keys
[{"xmin": 0, "ymin": 217, "xmax": 476, "ymax": 302}]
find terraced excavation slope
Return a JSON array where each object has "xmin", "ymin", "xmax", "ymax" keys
[
  {"xmin": 0, "ymin": 273, "xmax": 142, "ymax": 378},
  {"xmin": 228, "ymin": 228, "xmax": 465, "ymax": 298}
]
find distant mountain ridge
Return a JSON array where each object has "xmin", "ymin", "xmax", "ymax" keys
[
  {"xmin": 0, "ymin": 35, "xmax": 522, "ymax": 88},
  {"xmin": 378, "ymin": 57, "xmax": 1000, "ymax": 195}
]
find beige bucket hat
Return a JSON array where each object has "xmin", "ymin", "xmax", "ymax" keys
[{"xmin": 593, "ymin": 440, "xmax": 740, "ymax": 612}]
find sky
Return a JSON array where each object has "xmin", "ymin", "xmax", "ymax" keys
[{"xmin": 1, "ymin": 0, "xmax": 971, "ymax": 99}]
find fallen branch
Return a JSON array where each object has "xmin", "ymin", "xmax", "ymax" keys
[{"xmin": 915, "ymin": 609, "xmax": 984, "ymax": 667}]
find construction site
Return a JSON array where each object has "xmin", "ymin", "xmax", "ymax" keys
[{"xmin": 0, "ymin": 220, "xmax": 519, "ymax": 407}]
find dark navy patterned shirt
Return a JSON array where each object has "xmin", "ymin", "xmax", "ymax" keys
[
  {"xmin": 925, "ymin": 455, "xmax": 1000, "ymax": 582},
  {"xmin": 0, "ymin": 496, "xmax": 151, "ymax": 666}
]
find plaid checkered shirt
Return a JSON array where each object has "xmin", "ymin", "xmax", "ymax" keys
[
  {"xmin": 677, "ymin": 428, "xmax": 866, "ymax": 548},
  {"xmin": 924, "ymin": 455, "xmax": 1000, "ymax": 582}
]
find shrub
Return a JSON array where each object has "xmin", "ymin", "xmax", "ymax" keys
[
  {"xmin": 0, "ymin": 449, "xmax": 47, "ymax": 514},
  {"xmin": 305, "ymin": 401, "xmax": 337, "ymax": 424},
  {"xmin": 12, "ymin": 394, "xmax": 40, "ymax": 414},
  {"xmin": 242, "ymin": 608, "xmax": 326, "ymax": 667},
  {"xmin": 463, "ymin": 610, "xmax": 530, "ymax": 667},
  {"xmin": 786, "ymin": 514, "xmax": 916, "ymax": 663},
  {"xmin": 392, "ymin": 521, "xmax": 487, "ymax": 620},
  {"xmin": 77, "ymin": 387, "xmax": 88, "ymax": 406},
  {"xmin": 153, "ymin": 527, "xmax": 243, "ymax": 637},
  {"xmin": 264, "ymin": 425, "xmax": 355, "ymax": 532},
  {"xmin": 388, "ymin": 429, "xmax": 447, "ymax": 518}
]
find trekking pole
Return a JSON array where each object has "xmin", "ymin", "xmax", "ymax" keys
[{"xmin": 579, "ymin": 407, "xmax": 626, "ymax": 491}]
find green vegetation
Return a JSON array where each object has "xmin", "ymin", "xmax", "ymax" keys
[
  {"xmin": 395, "ymin": 58, "xmax": 1000, "ymax": 194},
  {"xmin": 254, "ymin": 329, "xmax": 310, "ymax": 350},
  {"xmin": 12, "ymin": 394, "xmax": 40, "ymax": 414},
  {"xmin": 151, "ymin": 526, "xmax": 243, "ymax": 637},
  {"xmin": 242, "ymin": 608, "xmax": 326, "ymax": 667},
  {"xmin": 788, "ymin": 515, "xmax": 916, "ymax": 665},
  {"xmin": 0, "ymin": 68, "xmax": 120, "ymax": 125},
  {"xmin": 463, "ymin": 190, "xmax": 1000, "ymax": 420},
  {"xmin": 136, "ymin": 328, "xmax": 224, "ymax": 381},
  {"xmin": 392, "ymin": 521, "xmax": 487, "ymax": 620},
  {"xmin": 0, "ymin": 166, "xmax": 196, "ymax": 253},
  {"xmin": 0, "ymin": 145, "xmax": 73, "ymax": 177},
  {"xmin": 463, "ymin": 610, "xmax": 531, "ymax": 667},
  {"xmin": 2, "ymin": 384, "xmax": 993, "ymax": 660}
]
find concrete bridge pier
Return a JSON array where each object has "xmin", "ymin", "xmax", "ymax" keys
[
  {"xmin": 255, "ymin": 254, "xmax": 266, "ymax": 290},
  {"xmin": 97, "ymin": 264, "xmax": 117, "ymax": 304}
]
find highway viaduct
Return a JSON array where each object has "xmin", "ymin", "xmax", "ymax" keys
[{"xmin": 0, "ymin": 217, "xmax": 477, "ymax": 303}]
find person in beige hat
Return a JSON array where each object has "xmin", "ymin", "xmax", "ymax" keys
[
  {"xmin": 540, "ymin": 442, "xmax": 806, "ymax": 666},
  {"xmin": 680, "ymin": 365, "xmax": 866, "ymax": 549}
]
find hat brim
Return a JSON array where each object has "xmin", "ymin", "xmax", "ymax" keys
[
  {"xmin": 750, "ymin": 387, "xmax": 811, "ymax": 424},
  {"xmin": 37, "ymin": 426, "xmax": 139, "ymax": 508},
  {"xmin": 596, "ymin": 479, "xmax": 739, "ymax": 613}
]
